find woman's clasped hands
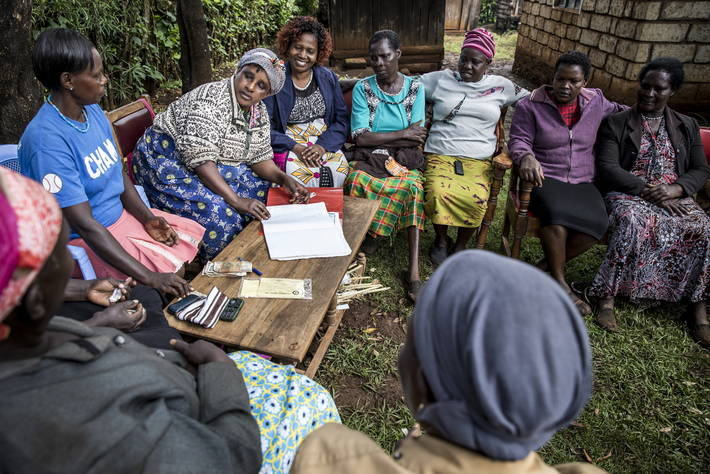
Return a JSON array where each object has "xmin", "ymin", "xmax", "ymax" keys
[{"xmin": 640, "ymin": 183, "xmax": 688, "ymax": 216}]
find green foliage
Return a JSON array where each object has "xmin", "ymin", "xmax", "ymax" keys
[
  {"xmin": 32, "ymin": 0, "xmax": 177, "ymax": 107},
  {"xmin": 479, "ymin": 0, "xmax": 498, "ymax": 25},
  {"xmin": 202, "ymin": 0, "xmax": 298, "ymax": 70},
  {"xmin": 31, "ymin": 0, "xmax": 305, "ymax": 107}
]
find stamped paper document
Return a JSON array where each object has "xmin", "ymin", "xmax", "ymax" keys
[{"xmin": 239, "ymin": 278, "xmax": 313, "ymax": 299}]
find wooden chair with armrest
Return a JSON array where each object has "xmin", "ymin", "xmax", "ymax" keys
[
  {"xmin": 500, "ymin": 159, "xmax": 538, "ymax": 259},
  {"xmin": 475, "ymin": 115, "xmax": 512, "ymax": 249}
]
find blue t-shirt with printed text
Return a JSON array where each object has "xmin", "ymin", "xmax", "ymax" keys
[{"xmin": 19, "ymin": 102, "xmax": 125, "ymax": 238}]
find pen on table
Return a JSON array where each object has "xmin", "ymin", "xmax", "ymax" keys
[{"xmin": 239, "ymin": 257, "xmax": 263, "ymax": 277}]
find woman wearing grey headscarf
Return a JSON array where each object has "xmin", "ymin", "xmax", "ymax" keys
[
  {"xmin": 133, "ymin": 48, "xmax": 309, "ymax": 259},
  {"xmin": 291, "ymin": 250, "xmax": 606, "ymax": 474}
]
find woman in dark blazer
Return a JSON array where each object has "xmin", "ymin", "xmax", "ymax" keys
[
  {"xmin": 265, "ymin": 16, "xmax": 350, "ymax": 187},
  {"xmin": 590, "ymin": 57, "xmax": 710, "ymax": 348}
]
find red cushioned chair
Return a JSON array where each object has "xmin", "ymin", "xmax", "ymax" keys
[
  {"xmin": 105, "ymin": 94, "xmax": 155, "ymax": 183},
  {"xmin": 700, "ymin": 127, "xmax": 710, "ymax": 164}
]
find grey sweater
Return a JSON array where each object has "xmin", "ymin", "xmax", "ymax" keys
[{"xmin": 0, "ymin": 317, "xmax": 261, "ymax": 474}]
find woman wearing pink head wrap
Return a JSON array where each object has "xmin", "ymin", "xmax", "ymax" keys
[
  {"xmin": 0, "ymin": 167, "xmax": 64, "ymax": 337},
  {"xmin": 420, "ymin": 29, "xmax": 528, "ymax": 265},
  {"xmin": 462, "ymin": 28, "xmax": 496, "ymax": 59}
]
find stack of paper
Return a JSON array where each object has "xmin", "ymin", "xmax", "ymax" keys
[{"xmin": 262, "ymin": 202, "xmax": 351, "ymax": 260}]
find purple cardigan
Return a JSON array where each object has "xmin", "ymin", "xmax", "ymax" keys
[{"xmin": 508, "ymin": 86, "xmax": 627, "ymax": 184}]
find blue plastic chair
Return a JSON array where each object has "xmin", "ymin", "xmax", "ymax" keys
[
  {"xmin": 0, "ymin": 144, "xmax": 149, "ymax": 280},
  {"xmin": 0, "ymin": 144, "xmax": 20, "ymax": 172}
]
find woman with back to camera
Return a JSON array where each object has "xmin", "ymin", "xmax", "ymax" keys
[{"xmin": 291, "ymin": 250, "xmax": 607, "ymax": 474}]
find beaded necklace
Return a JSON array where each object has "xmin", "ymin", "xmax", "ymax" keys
[
  {"xmin": 47, "ymin": 95, "xmax": 90, "ymax": 133},
  {"xmin": 293, "ymin": 71, "xmax": 313, "ymax": 91}
]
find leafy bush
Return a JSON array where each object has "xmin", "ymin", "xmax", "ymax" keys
[
  {"xmin": 479, "ymin": 0, "xmax": 498, "ymax": 25},
  {"xmin": 32, "ymin": 0, "xmax": 303, "ymax": 107}
]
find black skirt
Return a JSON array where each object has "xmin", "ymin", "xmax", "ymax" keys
[{"xmin": 530, "ymin": 177, "xmax": 609, "ymax": 239}]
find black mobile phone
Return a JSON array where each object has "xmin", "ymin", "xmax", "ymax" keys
[
  {"xmin": 167, "ymin": 294, "xmax": 203, "ymax": 315},
  {"xmin": 219, "ymin": 298, "xmax": 245, "ymax": 322},
  {"xmin": 454, "ymin": 159, "xmax": 464, "ymax": 176}
]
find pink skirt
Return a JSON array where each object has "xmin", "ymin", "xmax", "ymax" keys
[{"xmin": 69, "ymin": 209, "xmax": 204, "ymax": 279}]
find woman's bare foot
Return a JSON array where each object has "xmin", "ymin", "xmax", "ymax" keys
[
  {"xmin": 686, "ymin": 301, "xmax": 709, "ymax": 348},
  {"xmin": 595, "ymin": 296, "xmax": 618, "ymax": 332}
]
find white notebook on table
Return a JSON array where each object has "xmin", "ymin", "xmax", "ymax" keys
[{"xmin": 262, "ymin": 202, "xmax": 351, "ymax": 261}]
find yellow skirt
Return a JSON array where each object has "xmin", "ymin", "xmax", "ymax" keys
[{"xmin": 423, "ymin": 154, "xmax": 492, "ymax": 228}]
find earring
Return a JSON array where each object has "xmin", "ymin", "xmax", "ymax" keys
[{"xmin": 69, "ymin": 87, "xmax": 74, "ymax": 91}]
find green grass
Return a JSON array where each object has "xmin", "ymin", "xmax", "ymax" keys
[
  {"xmin": 315, "ymin": 174, "xmax": 710, "ymax": 473},
  {"xmin": 444, "ymin": 32, "xmax": 519, "ymax": 61}
]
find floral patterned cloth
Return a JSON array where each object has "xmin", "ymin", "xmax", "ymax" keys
[
  {"xmin": 282, "ymin": 118, "xmax": 349, "ymax": 187},
  {"xmin": 229, "ymin": 351, "xmax": 340, "ymax": 474},
  {"xmin": 590, "ymin": 118, "xmax": 710, "ymax": 303},
  {"xmin": 133, "ymin": 126, "xmax": 270, "ymax": 259}
]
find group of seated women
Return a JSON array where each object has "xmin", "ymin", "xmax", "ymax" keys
[
  {"xmin": 15, "ymin": 21, "xmax": 710, "ymax": 347},
  {"xmin": 509, "ymin": 52, "xmax": 709, "ymax": 347},
  {"xmin": 2, "ymin": 16, "xmax": 708, "ymax": 474},
  {"xmin": 0, "ymin": 167, "xmax": 605, "ymax": 473}
]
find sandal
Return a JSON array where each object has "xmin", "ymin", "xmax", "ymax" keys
[{"xmin": 595, "ymin": 305, "xmax": 618, "ymax": 332}]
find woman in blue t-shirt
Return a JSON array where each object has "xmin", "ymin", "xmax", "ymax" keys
[{"xmin": 20, "ymin": 28, "xmax": 204, "ymax": 297}]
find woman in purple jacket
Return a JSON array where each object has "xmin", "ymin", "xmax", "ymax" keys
[
  {"xmin": 265, "ymin": 16, "xmax": 350, "ymax": 187},
  {"xmin": 508, "ymin": 51, "xmax": 626, "ymax": 314}
]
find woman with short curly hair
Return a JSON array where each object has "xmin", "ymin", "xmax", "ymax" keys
[{"xmin": 265, "ymin": 16, "xmax": 350, "ymax": 188}]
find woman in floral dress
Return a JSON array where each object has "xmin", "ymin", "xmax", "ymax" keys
[{"xmin": 591, "ymin": 58, "xmax": 710, "ymax": 347}]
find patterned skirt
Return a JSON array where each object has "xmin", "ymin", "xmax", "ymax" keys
[
  {"xmin": 423, "ymin": 154, "xmax": 492, "ymax": 228},
  {"xmin": 344, "ymin": 169, "xmax": 425, "ymax": 237},
  {"xmin": 276, "ymin": 118, "xmax": 349, "ymax": 188},
  {"xmin": 589, "ymin": 194, "xmax": 710, "ymax": 303},
  {"xmin": 133, "ymin": 126, "xmax": 271, "ymax": 259},
  {"xmin": 229, "ymin": 351, "xmax": 340, "ymax": 474}
]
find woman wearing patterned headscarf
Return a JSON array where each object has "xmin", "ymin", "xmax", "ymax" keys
[
  {"xmin": 421, "ymin": 29, "xmax": 528, "ymax": 266},
  {"xmin": 291, "ymin": 250, "xmax": 606, "ymax": 474},
  {"xmin": 0, "ymin": 168, "xmax": 339, "ymax": 474},
  {"xmin": 134, "ymin": 47, "xmax": 309, "ymax": 259}
]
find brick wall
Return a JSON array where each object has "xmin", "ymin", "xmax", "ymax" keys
[{"xmin": 512, "ymin": 0, "xmax": 710, "ymax": 112}]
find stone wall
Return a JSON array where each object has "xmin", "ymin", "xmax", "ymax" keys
[{"xmin": 512, "ymin": 0, "xmax": 710, "ymax": 112}]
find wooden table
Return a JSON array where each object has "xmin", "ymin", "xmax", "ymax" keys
[{"xmin": 168, "ymin": 196, "xmax": 379, "ymax": 376}]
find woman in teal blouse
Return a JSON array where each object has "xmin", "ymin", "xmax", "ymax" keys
[{"xmin": 346, "ymin": 30, "xmax": 427, "ymax": 301}]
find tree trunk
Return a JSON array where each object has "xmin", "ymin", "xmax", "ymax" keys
[
  {"xmin": 0, "ymin": 0, "xmax": 41, "ymax": 144},
  {"xmin": 177, "ymin": 0, "xmax": 212, "ymax": 94}
]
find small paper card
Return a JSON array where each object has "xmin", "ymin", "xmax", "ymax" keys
[{"xmin": 239, "ymin": 278, "xmax": 313, "ymax": 299}]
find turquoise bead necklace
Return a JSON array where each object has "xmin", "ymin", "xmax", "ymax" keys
[{"xmin": 47, "ymin": 94, "xmax": 90, "ymax": 133}]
